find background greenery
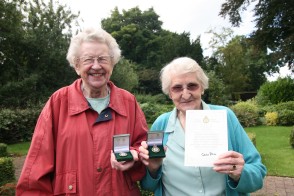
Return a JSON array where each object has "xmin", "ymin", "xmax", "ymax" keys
[{"xmin": 0, "ymin": 0, "xmax": 293, "ymax": 194}]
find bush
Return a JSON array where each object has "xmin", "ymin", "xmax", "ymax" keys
[
  {"xmin": 0, "ymin": 108, "xmax": 41, "ymax": 144},
  {"xmin": 290, "ymin": 127, "xmax": 294, "ymax": 148},
  {"xmin": 0, "ymin": 183, "xmax": 16, "ymax": 196},
  {"xmin": 278, "ymin": 110, "xmax": 294, "ymax": 126},
  {"xmin": 230, "ymin": 101, "xmax": 260, "ymax": 127},
  {"xmin": 0, "ymin": 143, "xmax": 8, "ymax": 157},
  {"xmin": 140, "ymin": 103, "xmax": 173, "ymax": 124},
  {"xmin": 264, "ymin": 112, "xmax": 278, "ymax": 126},
  {"xmin": 256, "ymin": 77, "xmax": 294, "ymax": 106},
  {"xmin": 0, "ymin": 157, "xmax": 15, "ymax": 187},
  {"xmin": 247, "ymin": 132, "xmax": 256, "ymax": 146},
  {"xmin": 136, "ymin": 93, "xmax": 171, "ymax": 105}
]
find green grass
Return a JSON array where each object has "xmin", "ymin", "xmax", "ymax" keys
[
  {"xmin": 6, "ymin": 126, "xmax": 294, "ymax": 177},
  {"xmin": 245, "ymin": 126, "xmax": 294, "ymax": 177},
  {"xmin": 7, "ymin": 142, "xmax": 30, "ymax": 156}
]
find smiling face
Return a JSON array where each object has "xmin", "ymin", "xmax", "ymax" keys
[
  {"xmin": 74, "ymin": 41, "xmax": 113, "ymax": 97},
  {"xmin": 169, "ymin": 72, "xmax": 204, "ymax": 114}
]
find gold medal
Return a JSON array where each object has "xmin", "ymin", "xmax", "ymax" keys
[
  {"xmin": 151, "ymin": 145, "xmax": 160, "ymax": 153},
  {"xmin": 119, "ymin": 152, "xmax": 128, "ymax": 157}
]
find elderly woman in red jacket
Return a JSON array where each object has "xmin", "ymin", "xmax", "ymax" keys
[{"xmin": 16, "ymin": 28, "xmax": 148, "ymax": 196}]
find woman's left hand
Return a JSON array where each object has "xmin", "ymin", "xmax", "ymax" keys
[
  {"xmin": 110, "ymin": 149, "xmax": 139, "ymax": 171},
  {"xmin": 213, "ymin": 151, "xmax": 245, "ymax": 181}
]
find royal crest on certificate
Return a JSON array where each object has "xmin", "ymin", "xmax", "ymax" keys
[{"xmin": 184, "ymin": 110, "xmax": 228, "ymax": 167}]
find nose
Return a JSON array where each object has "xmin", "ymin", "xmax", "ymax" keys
[
  {"xmin": 92, "ymin": 59, "xmax": 102, "ymax": 68},
  {"xmin": 181, "ymin": 88, "xmax": 191, "ymax": 99}
]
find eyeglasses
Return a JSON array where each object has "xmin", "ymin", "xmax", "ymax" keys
[
  {"xmin": 170, "ymin": 83, "xmax": 200, "ymax": 93},
  {"xmin": 77, "ymin": 55, "xmax": 113, "ymax": 65}
]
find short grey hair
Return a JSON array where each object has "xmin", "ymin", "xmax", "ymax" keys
[
  {"xmin": 160, "ymin": 57, "xmax": 209, "ymax": 95},
  {"xmin": 66, "ymin": 27, "xmax": 121, "ymax": 67}
]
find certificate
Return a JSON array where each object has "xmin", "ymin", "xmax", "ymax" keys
[{"xmin": 184, "ymin": 110, "xmax": 228, "ymax": 167}]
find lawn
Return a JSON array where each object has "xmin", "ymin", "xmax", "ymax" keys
[
  {"xmin": 7, "ymin": 126, "xmax": 294, "ymax": 177},
  {"xmin": 245, "ymin": 126, "xmax": 294, "ymax": 177}
]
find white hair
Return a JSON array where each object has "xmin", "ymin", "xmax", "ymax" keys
[{"xmin": 160, "ymin": 57, "xmax": 209, "ymax": 95}]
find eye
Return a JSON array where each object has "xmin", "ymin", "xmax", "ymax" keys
[
  {"xmin": 83, "ymin": 57, "xmax": 94, "ymax": 64},
  {"xmin": 171, "ymin": 85, "xmax": 183, "ymax": 93},
  {"xmin": 98, "ymin": 56, "xmax": 109, "ymax": 64},
  {"xmin": 187, "ymin": 83, "xmax": 200, "ymax": 91}
]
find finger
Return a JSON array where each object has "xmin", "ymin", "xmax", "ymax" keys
[
  {"xmin": 130, "ymin": 149, "xmax": 138, "ymax": 161},
  {"xmin": 141, "ymin": 141, "xmax": 148, "ymax": 148}
]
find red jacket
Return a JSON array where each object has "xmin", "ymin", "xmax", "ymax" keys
[{"xmin": 16, "ymin": 79, "xmax": 148, "ymax": 196}]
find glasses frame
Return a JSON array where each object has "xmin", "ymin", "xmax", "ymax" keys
[
  {"xmin": 77, "ymin": 55, "xmax": 114, "ymax": 66},
  {"xmin": 170, "ymin": 82, "xmax": 200, "ymax": 94}
]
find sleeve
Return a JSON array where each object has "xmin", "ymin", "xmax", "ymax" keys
[
  {"xmin": 16, "ymin": 100, "xmax": 55, "ymax": 196},
  {"xmin": 226, "ymin": 108, "xmax": 267, "ymax": 193},
  {"xmin": 140, "ymin": 166, "xmax": 163, "ymax": 191},
  {"xmin": 125, "ymin": 100, "xmax": 148, "ymax": 182},
  {"xmin": 140, "ymin": 112, "xmax": 171, "ymax": 192}
]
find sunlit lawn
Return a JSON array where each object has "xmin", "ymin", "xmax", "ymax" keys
[
  {"xmin": 7, "ymin": 126, "xmax": 294, "ymax": 177},
  {"xmin": 245, "ymin": 126, "xmax": 294, "ymax": 177}
]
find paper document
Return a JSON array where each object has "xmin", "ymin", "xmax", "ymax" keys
[{"xmin": 184, "ymin": 110, "xmax": 228, "ymax": 167}]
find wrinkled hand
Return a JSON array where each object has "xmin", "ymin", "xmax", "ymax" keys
[
  {"xmin": 213, "ymin": 151, "xmax": 245, "ymax": 181},
  {"xmin": 110, "ymin": 149, "xmax": 138, "ymax": 171},
  {"xmin": 139, "ymin": 141, "xmax": 164, "ymax": 177}
]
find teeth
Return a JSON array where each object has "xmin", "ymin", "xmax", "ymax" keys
[{"xmin": 91, "ymin": 73, "xmax": 103, "ymax": 76}]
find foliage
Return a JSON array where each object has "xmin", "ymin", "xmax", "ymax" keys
[
  {"xmin": 0, "ymin": 108, "xmax": 41, "ymax": 144},
  {"xmin": 0, "ymin": 143, "xmax": 8, "ymax": 157},
  {"xmin": 245, "ymin": 126, "xmax": 294, "ymax": 177},
  {"xmin": 204, "ymin": 71, "xmax": 231, "ymax": 105},
  {"xmin": 0, "ymin": 183, "xmax": 16, "ymax": 196},
  {"xmin": 246, "ymin": 132, "xmax": 256, "ymax": 146},
  {"xmin": 111, "ymin": 58, "xmax": 139, "ymax": 92},
  {"xmin": 290, "ymin": 127, "xmax": 294, "ymax": 148},
  {"xmin": 256, "ymin": 77, "xmax": 294, "ymax": 106},
  {"xmin": 220, "ymin": 0, "xmax": 294, "ymax": 69},
  {"xmin": 260, "ymin": 101, "xmax": 294, "ymax": 126},
  {"xmin": 0, "ymin": 0, "xmax": 79, "ymax": 108},
  {"xmin": 0, "ymin": 74, "xmax": 39, "ymax": 108},
  {"xmin": 230, "ymin": 101, "xmax": 260, "ymax": 127},
  {"xmin": 140, "ymin": 103, "xmax": 173, "ymax": 124},
  {"xmin": 0, "ymin": 157, "xmax": 15, "ymax": 187},
  {"xmin": 136, "ymin": 93, "xmax": 171, "ymax": 105},
  {"xmin": 278, "ymin": 110, "xmax": 294, "ymax": 126},
  {"xmin": 264, "ymin": 112, "xmax": 278, "ymax": 126},
  {"xmin": 208, "ymin": 32, "xmax": 269, "ymax": 95},
  {"xmin": 102, "ymin": 6, "xmax": 204, "ymax": 94}
]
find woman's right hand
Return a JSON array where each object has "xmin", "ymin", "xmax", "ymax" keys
[{"xmin": 139, "ymin": 141, "xmax": 163, "ymax": 177}]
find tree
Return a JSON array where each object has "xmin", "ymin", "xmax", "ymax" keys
[
  {"xmin": 111, "ymin": 58, "xmax": 139, "ymax": 92},
  {"xmin": 0, "ymin": 0, "xmax": 25, "ymax": 85},
  {"xmin": 220, "ymin": 0, "xmax": 294, "ymax": 71},
  {"xmin": 207, "ymin": 28, "xmax": 269, "ymax": 99},
  {"xmin": 102, "ymin": 6, "xmax": 204, "ymax": 94},
  {"xmin": 256, "ymin": 77, "xmax": 294, "ymax": 105},
  {"xmin": 0, "ymin": 0, "xmax": 79, "ymax": 108}
]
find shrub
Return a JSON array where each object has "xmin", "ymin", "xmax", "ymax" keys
[
  {"xmin": 140, "ymin": 103, "xmax": 173, "ymax": 124},
  {"xmin": 256, "ymin": 77, "xmax": 294, "ymax": 106},
  {"xmin": 290, "ymin": 127, "xmax": 294, "ymax": 148},
  {"xmin": 0, "ymin": 108, "xmax": 40, "ymax": 144},
  {"xmin": 136, "ymin": 93, "xmax": 171, "ymax": 105},
  {"xmin": 0, "ymin": 157, "xmax": 15, "ymax": 187},
  {"xmin": 0, "ymin": 183, "xmax": 16, "ymax": 196},
  {"xmin": 264, "ymin": 112, "xmax": 278, "ymax": 126},
  {"xmin": 247, "ymin": 132, "xmax": 256, "ymax": 146},
  {"xmin": 230, "ymin": 101, "xmax": 260, "ymax": 127},
  {"xmin": 278, "ymin": 110, "xmax": 294, "ymax": 126},
  {"xmin": 0, "ymin": 143, "xmax": 8, "ymax": 157}
]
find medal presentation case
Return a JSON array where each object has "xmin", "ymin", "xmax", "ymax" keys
[
  {"xmin": 113, "ymin": 134, "xmax": 133, "ymax": 162},
  {"xmin": 147, "ymin": 131, "xmax": 165, "ymax": 158}
]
